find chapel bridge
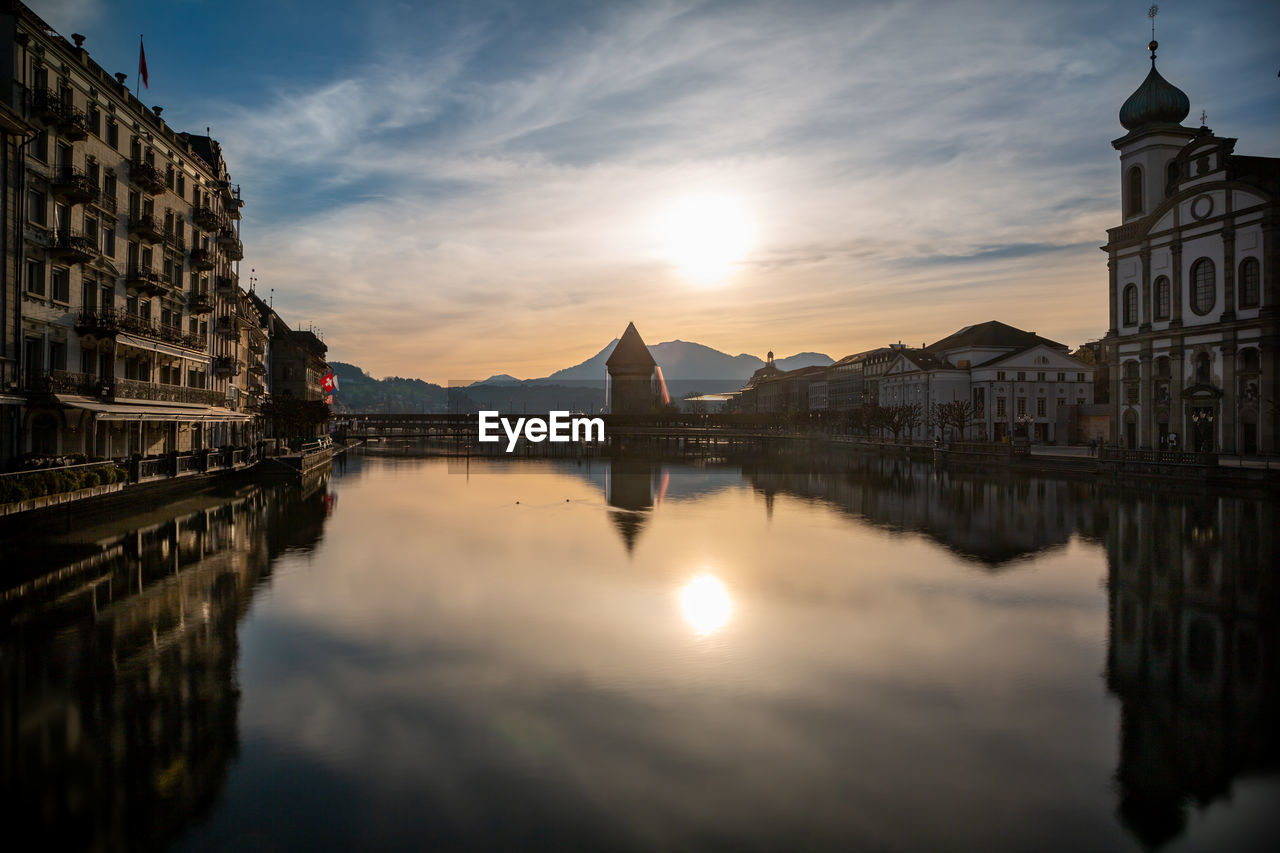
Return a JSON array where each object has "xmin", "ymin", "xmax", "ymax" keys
[{"xmin": 339, "ymin": 412, "xmax": 807, "ymax": 455}]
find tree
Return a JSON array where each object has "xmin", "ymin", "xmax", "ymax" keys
[
  {"xmin": 934, "ymin": 400, "xmax": 975, "ymax": 441},
  {"xmin": 898, "ymin": 403, "xmax": 923, "ymax": 441}
]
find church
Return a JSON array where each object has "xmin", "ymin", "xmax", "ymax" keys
[{"xmin": 1103, "ymin": 37, "xmax": 1277, "ymax": 453}]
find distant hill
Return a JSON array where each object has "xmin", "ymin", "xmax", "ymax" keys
[{"xmin": 330, "ymin": 340, "xmax": 833, "ymax": 413}]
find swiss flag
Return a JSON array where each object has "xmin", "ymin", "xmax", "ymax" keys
[
  {"xmin": 321, "ymin": 372, "xmax": 337, "ymax": 393},
  {"xmin": 139, "ymin": 37, "xmax": 149, "ymax": 89}
]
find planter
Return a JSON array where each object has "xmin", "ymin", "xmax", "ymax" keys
[{"xmin": 0, "ymin": 481, "xmax": 126, "ymax": 517}]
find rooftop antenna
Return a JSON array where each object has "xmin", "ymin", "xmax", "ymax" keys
[
  {"xmin": 269, "ymin": 287, "xmax": 274, "ymax": 308},
  {"xmin": 1200, "ymin": 109, "xmax": 1207, "ymax": 126},
  {"xmin": 1148, "ymin": 5, "xmax": 1159, "ymax": 63}
]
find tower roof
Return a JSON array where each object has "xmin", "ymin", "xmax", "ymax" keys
[
  {"xmin": 606, "ymin": 322, "xmax": 656, "ymax": 368},
  {"xmin": 1119, "ymin": 59, "xmax": 1190, "ymax": 132}
]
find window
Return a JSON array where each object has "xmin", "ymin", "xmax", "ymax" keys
[
  {"xmin": 1036, "ymin": 372, "xmax": 1046, "ymax": 382},
  {"xmin": 1239, "ymin": 257, "xmax": 1260, "ymax": 308},
  {"xmin": 1123, "ymin": 283, "xmax": 1138, "ymax": 325},
  {"xmin": 1077, "ymin": 372, "xmax": 1085, "ymax": 382},
  {"xmin": 27, "ymin": 189, "xmax": 46, "ymax": 225},
  {"xmin": 80, "ymin": 348, "xmax": 96, "ymax": 375},
  {"xmin": 1165, "ymin": 160, "xmax": 1179, "ymax": 197},
  {"xmin": 88, "ymin": 105, "xmax": 101, "ymax": 137},
  {"xmin": 1056, "ymin": 372, "xmax": 1065, "ymax": 382},
  {"xmin": 1155, "ymin": 357, "xmax": 1170, "ymax": 378},
  {"xmin": 107, "ymin": 119, "xmax": 119, "ymax": 149},
  {"xmin": 177, "ymin": 174, "xmax": 185, "ymax": 196},
  {"xmin": 1127, "ymin": 166, "xmax": 1143, "ymax": 216},
  {"xmin": 1191, "ymin": 258, "xmax": 1215, "ymax": 315},
  {"xmin": 1016, "ymin": 397, "xmax": 1027, "ymax": 417},
  {"xmin": 1016, "ymin": 371, "xmax": 1026, "ymax": 381},
  {"xmin": 1195, "ymin": 352, "xmax": 1211, "ymax": 384},
  {"xmin": 996, "ymin": 371, "xmax": 1006, "ymax": 381},
  {"xmin": 104, "ymin": 224, "xmax": 115, "ymax": 258},
  {"xmin": 33, "ymin": 128, "xmax": 48, "ymax": 163},
  {"xmin": 996, "ymin": 397, "xmax": 1006, "ymax": 418},
  {"xmin": 1240, "ymin": 348, "xmax": 1260, "ymax": 373},
  {"xmin": 81, "ymin": 279, "xmax": 97, "ymax": 310},
  {"xmin": 49, "ymin": 340, "xmax": 66, "ymax": 371},
  {"xmin": 1057, "ymin": 397, "xmax": 1066, "ymax": 410},
  {"xmin": 1154, "ymin": 275, "xmax": 1171, "ymax": 320},
  {"xmin": 101, "ymin": 284, "xmax": 113, "ymax": 311},
  {"xmin": 84, "ymin": 214, "xmax": 98, "ymax": 249},
  {"xmin": 25, "ymin": 259, "xmax": 45, "ymax": 296},
  {"xmin": 1037, "ymin": 397, "xmax": 1046, "ymax": 417},
  {"xmin": 51, "ymin": 268, "xmax": 69, "ymax": 303}
]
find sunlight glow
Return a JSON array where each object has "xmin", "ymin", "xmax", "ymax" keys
[
  {"xmin": 657, "ymin": 195, "xmax": 755, "ymax": 284},
  {"xmin": 680, "ymin": 573, "xmax": 733, "ymax": 636}
]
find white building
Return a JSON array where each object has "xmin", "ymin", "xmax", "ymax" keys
[{"xmin": 1103, "ymin": 40, "xmax": 1276, "ymax": 453}]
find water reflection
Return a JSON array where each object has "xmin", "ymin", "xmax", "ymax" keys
[
  {"xmin": 0, "ymin": 476, "xmax": 333, "ymax": 851},
  {"xmin": 2, "ymin": 454, "xmax": 1277, "ymax": 850},
  {"xmin": 680, "ymin": 573, "xmax": 732, "ymax": 636},
  {"xmin": 1106, "ymin": 495, "xmax": 1280, "ymax": 846}
]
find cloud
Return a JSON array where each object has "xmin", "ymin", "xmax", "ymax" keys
[{"xmin": 180, "ymin": 0, "xmax": 1279, "ymax": 378}]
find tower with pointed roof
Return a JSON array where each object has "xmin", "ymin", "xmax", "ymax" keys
[
  {"xmin": 606, "ymin": 322, "xmax": 658, "ymax": 415},
  {"xmin": 1103, "ymin": 25, "xmax": 1278, "ymax": 455}
]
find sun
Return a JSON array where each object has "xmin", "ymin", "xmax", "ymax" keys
[
  {"xmin": 679, "ymin": 573, "xmax": 733, "ymax": 636},
  {"xmin": 656, "ymin": 195, "xmax": 755, "ymax": 285}
]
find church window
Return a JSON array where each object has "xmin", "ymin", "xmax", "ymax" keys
[
  {"xmin": 1126, "ymin": 166, "xmax": 1143, "ymax": 216},
  {"xmin": 1165, "ymin": 160, "xmax": 1179, "ymax": 197},
  {"xmin": 1239, "ymin": 257, "xmax": 1260, "ymax": 308},
  {"xmin": 1123, "ymin": 361, "xmax": 1139, "ymax": 380},
  {"xmin": 1036, "ymin": 397, "xmax": 1046, "ymax": 417},
  {"xmin": 1190, "ymin": 258, "xmax": 1215, "ymax": 315},
  {"xmin": 996, "ymin": 397, "xmax": 1006, "ymax": 418},
  {"xmin": 1123, "ymin": 284, "xmax": 1138, "ymax": 326},
  {"xmin": 1154, "ymin": 276, "xmax": 1171, "ymax": 320},
  {"xmin": 1195, "ymin": 352, "xmax": 1211, "ymax": 384}
]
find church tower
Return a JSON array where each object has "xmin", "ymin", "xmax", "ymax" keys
[{"xmin": 606, "ymin": 322, "xmax": 658, "ymax": 415}]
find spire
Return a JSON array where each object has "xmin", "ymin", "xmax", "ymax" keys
[
  {"xmin": 1119, "ymin": 9, "xmax": 1190, "ymax": 132},
  {"xmin": 606, "ymin": 322, "xmax": 656, "ymax": 368}
]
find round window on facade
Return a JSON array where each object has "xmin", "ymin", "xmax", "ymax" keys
[{"xmin": 1190, "ymin": 258, "xmax": 1215, "ymax": 315}]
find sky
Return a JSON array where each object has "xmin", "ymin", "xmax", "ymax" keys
[{"xmin": 33, "ymin": 0, "xmax": 1280, "ymax": 381}]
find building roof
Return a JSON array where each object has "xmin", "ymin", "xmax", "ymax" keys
[
  {"xmin": 926, "ymin": 320, "xmax": 1064, "ymax": 354},
  {"xmin": 1119, "ymin": 57, "xmax": 1190, "ymax": 132},
  {"xmin": 896, "ymin": 349, "xmax": 951, "ymax": 371},
  {"xmin": 606, "ymin": 322, "xmax": 656, "ymax": 368}
]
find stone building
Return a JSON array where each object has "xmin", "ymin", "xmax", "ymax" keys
[
  {"xmin": 0, "ymin": 2, "xmax": 262, "ymax": 462},
  {"xmin": 1103, "ymin": 40, "xmax": 1277, "ymax": 453}
]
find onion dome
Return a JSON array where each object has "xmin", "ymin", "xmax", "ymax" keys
[{"xmin": 1119, "ymin": 43, "xmax": 1190, "ymax": 131}]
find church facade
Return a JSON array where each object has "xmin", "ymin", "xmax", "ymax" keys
[{"xmin": 1103, "ymin": 43, "xmax": 1278, "ymax": 453}]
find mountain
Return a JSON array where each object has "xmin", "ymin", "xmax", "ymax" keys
[
  {"xmin": 471, "ymin": 374, "xmax": 522, "ymax": 386},
  {"xmin": 329, "ymin": 361, "xmax": 453, "ymax": 413},
  {"xmin": 538, "ymin": 339, "xmax": 832, "ymax": 389}
]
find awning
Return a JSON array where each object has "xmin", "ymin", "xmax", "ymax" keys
[
  {"xmin": 115, "ymin": 333, "xmax": 208, "ymax": 360},
  {"xmin": 55, "ymin": 396, "xmax": 254, "ymax": 422}
]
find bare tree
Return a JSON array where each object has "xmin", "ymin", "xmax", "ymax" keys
[{"xmin": 898, "ymin": 403, "xmax": 923, "ymax": 441}]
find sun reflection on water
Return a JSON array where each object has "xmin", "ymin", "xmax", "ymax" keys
[{"xmin": 680, "ymin": 573, "xmax": 732, "ymax": 636}]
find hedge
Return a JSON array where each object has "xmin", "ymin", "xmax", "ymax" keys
[{"xmin": 0, "ymin": 462, "xmax": 127, "ymax": 505}]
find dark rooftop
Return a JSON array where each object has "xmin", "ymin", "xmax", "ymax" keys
[
  {"xmin": 606, "ymin": 322, "xmax": 656, "ymax": 369},
  {"xmin": 926, "ymin": 320, "xmax": 1065, "ymax": 354}
]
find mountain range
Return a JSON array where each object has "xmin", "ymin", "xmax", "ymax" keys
[{"xmin": 332, "ymin": 339, "xmax": 833, "ymax": 413}]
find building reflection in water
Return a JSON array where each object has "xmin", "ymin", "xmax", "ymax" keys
[
  {"xmin": 606, "ymin": 457, "xmax": 657, "ymax": 554},
  {"xmin": 1106, "ymin": 493, "xmax": 1279, "ymax": 846},
  {"xmin": 0, "ymin": 475, "xmax": 333, "ymax": 850}
]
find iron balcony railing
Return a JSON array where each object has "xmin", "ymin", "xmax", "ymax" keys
[
  {"xmin": 33, "ymin": 370, "xmax": 224, "ymax": 406},
  {"xmin": 189, "ymin": 247, "xmax": 215, "ymax": 270},
  {"xmin": 75, "ymin": 307, "xmax": 205, "ymax": 351},
  {"xmin": 49, "ymin": 230, "xmax": 99, "ymax": 263},
  {"xmin": 130, "ymin": 159, "xmax": 167, "ymax": 194},
  {"xmin": 124, "ymin": 265, "xmax": 169, "ymax": 296},
  {"xmin": 50, "ymin": 166, "xmax": 99, "ymax": 203},
  {"xmin": 193, "ymin": 206, "xmax": 224, "ymax": 231},
  {"xmin": 60, "ymin": 104, "xmax": 89, "ymax": 140},
  {"xmin": 214, "ymin": 315, "xmax": 241, "ymax": 337},
  {"xmin": 214, "ymin": 274, "xmax": 236, "ymax": 295},
  {"xmin": 127, "ymin": 212, "xmax": 165, "ymax": 242},
  {"xmin": 213, "ymin": 355, "xmax": 241, "ymax": 376},
  {"xmin": 188, "ymin": 290, "xmax": 214, "ymax": 313},
  {"xmin": 29, "ymin": 88, "xmax": 62, "ymax": 122}
]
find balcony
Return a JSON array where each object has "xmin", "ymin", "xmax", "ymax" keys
[
  {"xmin": 60, "ymin": 105, "xmax": 89, "ymax": 140},
  {"xmin": 75, "ymin": 308, "xmax": 206, "ymax": 351},
  {"xmin": 248, "ymin": 359, "xmax": 267, "ymax": 376},
  {"xmin": 189, "ymin": 247, "xmax": 215, "ymax": 270},
  {"xmin": 130, "ymin": 159, "xmax": 167, "ymax": 194},
  {"xmin": 215, "ymin": 274, "xmax": 236, "ymax": 295},
  {"xmin": 213, "ymin": 355, "xmax": 242, "ymax": 376},
  {"xmin": 193, "ymin": 206, "xmax": 223, "ymax": 231},
  {"xmin": 188, "ymin": 290, "xmax": 214, "ymax": 314},
  {"xmin": 30, "ymin": 88, "xmax": 62, "ymax": 123},
  {"xmin": 218, "ymin": 228, "xmax": 244, "ymax": 261},
  {"xmin": 248, "ymin": 337, "xmax": 264, "ymax": 355},
  {"xmin": 125, "ymin": 265, "xmax": 168, "ymax": 296},
  {"xmin": 215, "ymin": 315, "xmax": 241, "ymax": 338},
  {"xmin": 163, "ymin": 230, "xmax": 187, "ymax": 253},
  {"xmin": 49, "ymin": 231, "xmax": 99, "ymax": 263},
  {"xmin": 225, "ymin": 197, "xmax": 243, "ymax": 220},
  {"xmin": 127, "ymin": 212, "xmax": 165, "ymax": 242},
  {"xmin": 50, "ymin": 166, "xmax": 100, "ymax": 204},
  {"xmin": 92, "ymin": 191, "xmax": 118, "ymax": 216},
  {"xmin": 247, "ymin": 379, "xmax": 265, "ymax": 397},
  {"xmin": 33, "ymin": 370, "xmax": 224, "ymax": 406}
]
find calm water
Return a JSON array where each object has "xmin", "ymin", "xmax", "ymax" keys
[{"xmin": 2, "ymin": 453, "xmax": 1278, "ymax": 851}]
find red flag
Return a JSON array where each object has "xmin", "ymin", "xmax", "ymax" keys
[
  {"xmin": 325, "ymin": 395, "xmax": 333, "ymax": 405},
  {"xmin": 138, "ymin": 36, "xmax": 149, "ymax": 89},
  {"xmin": 321, "ymin": 372, "xmax": 336, "ymax": 393}
]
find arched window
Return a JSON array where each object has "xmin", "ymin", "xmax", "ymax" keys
[
  {"xmin": 1154, "ymin": 275, "xmax": 1171, "ymax": 320},
  {"xmin": 1165, "ymin": 160, "xmax": 1179, "ymax": 197},
  {"xmin": 1123, "ymin": 284, "xmax": 1138, "ymax": 326},
  {"xmin": 1195, "ymin": 351, "xmax": 1211, "ymax": 384},
  {"xmin": 1127, "ymin": 166, "xmax": 1144, "ymax": 217},
  {"xmin": 1191, "ymin": 257, "xmax": 1215, "ymax": 315},
  {"xmin": 1238, "ymin": 257, "xmax": 1260, "ymax": 308}
]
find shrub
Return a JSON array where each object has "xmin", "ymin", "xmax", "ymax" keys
[{"xmin": 81, "ymin": 469, "xmax": 101, "ymax": 488}]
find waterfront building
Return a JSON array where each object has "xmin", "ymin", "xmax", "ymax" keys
[
  {"xmin": 827, "ymin": 347, "xmax": 892, "ymax": 413},
  {"xmin": 606, "ymin": 322, "xmax": 658, "ymax": 415},
  {"xmin": 0, "ymin": 2, "xmax": 256, "ymax": 461},
  {"xmin": 0, "ymin": 97, "xmax": 33, "ymax": 460},
  {"xmin": 1103, "ymin": 41, "xmax": 1277, "ymax": 453},
  {"xmin": 879, "ymin": 321, "xmax": 1095, "ymax": 443}
]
